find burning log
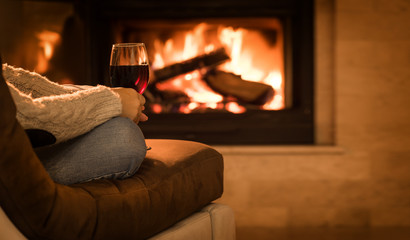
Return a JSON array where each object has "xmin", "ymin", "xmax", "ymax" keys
[
  {"xmin": 204, "ymin": 70, "xmax": 274, "ymax": 105},
  {"xmin": 152, "ymin": 48, "xmax": 230, "ymax": 82},
  {"xmin": 145, "ymin": 88, "xmax": 189, "ymax": 103}
]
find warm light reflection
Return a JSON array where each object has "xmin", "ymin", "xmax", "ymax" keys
[
  {"xmin": 35, "ymin": 30, "xmax": 60, "ymax": 74},
  {"xmin": 151, "ymin": 104, "xmax": 162, "ymax": 114},
  {"xmin": 153, "ymin": 21, "xmax": 285, "ymax": 113}
]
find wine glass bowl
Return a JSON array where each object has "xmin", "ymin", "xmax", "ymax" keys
[{"xmin": 109, "ymin": 43, "xmax": 150, "ymax": 94}]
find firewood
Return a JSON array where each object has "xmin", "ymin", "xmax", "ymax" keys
[
  {"xmin": 145, "ymin": 87, "xmax": 189, "ymax": 103},
  {"xmin": 152, "ymin": 48, "xmax": 230, "ymax": 82},
  {"xmin": 204, "ymin": 70, "xmax": 274, "ymax": 105}
]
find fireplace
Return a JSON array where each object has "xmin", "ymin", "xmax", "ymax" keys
[{"xmin": 0, "ymin": 0, "xmax": 314, "ymax": 145}]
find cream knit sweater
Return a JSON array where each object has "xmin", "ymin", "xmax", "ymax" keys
[{"xmin": 2, "ymin": 64, "xmax": 122, "ymax": 143}]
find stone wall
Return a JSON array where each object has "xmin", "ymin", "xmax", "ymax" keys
[{"xmin": 215, "ymin": 0, "xmax": 410, "ymax": 236}]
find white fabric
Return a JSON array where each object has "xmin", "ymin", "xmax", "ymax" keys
[
  {"xmin": 149, "ymin": 211, "xmax": 213, "ymax": 240},
  {"xmin": 3, "ymin": 64, "xmax": 122, "ymax": 143},
  {"xmin": 0, "ymin": 203, "xmax": 235, "ymax": 240},
  {"xmin": 202, "ymin": 203, "xmax": 236, "ymax": 240},
  {"xmin": 149, "ymin": 203, "xmax": 236, "ymax": 240}
]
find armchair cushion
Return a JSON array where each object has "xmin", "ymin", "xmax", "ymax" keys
[{"xmin": 0, "ymin": 60, "xmax": 224, "ymax": 240}]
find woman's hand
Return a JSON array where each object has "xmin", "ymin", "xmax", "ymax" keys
[{"xmin": 111, "ymin": 88, "xmax": 148, "ymax": 124}]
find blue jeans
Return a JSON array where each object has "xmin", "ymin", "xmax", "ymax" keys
[{"xmin": 35, "ymin": 117, "xmax": 147, "ymax": 185}]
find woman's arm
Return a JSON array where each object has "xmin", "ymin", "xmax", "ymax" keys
[
  {"xmin": 7, "ymin": 83, "xmax": 123, "ymax": 143},
  {"xmin": 4, "ymin": 64, "xmax": 147, "ymax": 143},
  {"xmin": 2, "ymin": 64, "xmax": 78, "ymax": 98}
]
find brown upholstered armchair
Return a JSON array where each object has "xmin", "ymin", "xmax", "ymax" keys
[{"xmin": 0, "ymin": 57, "xmax": 235, "ymax": 240}]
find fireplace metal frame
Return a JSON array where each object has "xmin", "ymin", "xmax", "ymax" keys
[{"xmin": 83, "ymin": 0, "xmax": 314, "ymax": 145}]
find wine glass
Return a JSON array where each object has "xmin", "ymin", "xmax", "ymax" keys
[
  {"xmin": 109, "ymin": 43, "xmax": 150, "ymax": 94},
  {"xmin": 110, "ymin": 43, "xmax": 151, "ymax": 151}
]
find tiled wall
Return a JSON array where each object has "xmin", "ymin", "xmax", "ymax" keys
[{"xmin": 215, "ymin": 0, "xmax": 410, "ymax": 232}]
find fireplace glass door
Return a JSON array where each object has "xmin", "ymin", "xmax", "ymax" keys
[{"xmin": 112, "ymin": 18, "xmax": 289, "ymax": 114}]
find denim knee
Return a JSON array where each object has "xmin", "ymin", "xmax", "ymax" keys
[
  {"xmin": 35, "ymin": 117, "xmax": 147, "ymax": 184},
  {"xmin": 108, "ymin": 117, "xmax": 147, "ymax": 178}
]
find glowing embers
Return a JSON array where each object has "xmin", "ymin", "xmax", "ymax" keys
[{"xmin": 147, "ymin": 20, "xmax": 285, "ymax": 114}]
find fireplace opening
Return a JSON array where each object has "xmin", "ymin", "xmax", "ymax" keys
[
  {"xmin": 112, "ymin": 18, "xmax": 288, "ymax": 114},
  {"xmin": 1, "ymin": 0, "xmax": 314, "ymax": 145}
]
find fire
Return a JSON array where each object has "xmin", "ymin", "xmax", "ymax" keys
[
  {"xmin": 152, "ymin": 21, "xmax": 285, "ymax": 113},
  {"xmin": 219, "ymin": 27, "xmax": 244, "ymax": 75},
  {"xmin": 35, "ymin": 30, "xmax": 60, "ymax": 74},
  {"xmin": 263, "ymin": 71, "xmax": 284, "ymax": 110},
  {"xmin": 226, "ymin": 102, "xmax": 246, "ymax": 114}
]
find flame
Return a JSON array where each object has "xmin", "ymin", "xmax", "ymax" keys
[
  {"xmin": 188, "ymin": 102, "xmax": 200, "ymax": 110},
  {"xmin": 263, "ymin": 71, "xmax": 284, "ymax": 110},
  {"xmin": 35, "ymin": 30, "xmax": 60, "ymax": 74},
  {"xmin": 152, "ymin": 52, "xmax": 164, "ymax": 69},
  {"xmin": 152, "ymin": 21, "xmax": 285, "ymax": 113},
  {"xmin": 219, "ymin": 27, "xmax": 243, "ymax": 74},
  {"xmin": 157, "ymin": 70, "xmax": 223, "ymax": 105},
  {"xmin": 226, "ymin": 102, "xmax": 246, "ymax": 114}
]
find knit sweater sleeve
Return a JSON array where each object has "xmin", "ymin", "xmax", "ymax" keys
[
  {"xmin": 2, "ymin": 64, "xmax": 78, "ymax": 98},
  {"xmin": 7, "ymin": 83, "xmax": 122, "ymax": 143}
]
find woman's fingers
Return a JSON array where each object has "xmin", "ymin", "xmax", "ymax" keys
[
  {"xmin": 139, "ymin": 106, "xmax": 148, "ymax": 122},
  {"xmin": 139, "ymin": 112, "xmax": 148, "ymax": 122},
  {"xmin": 133, "ymin": 108, "xmax": 148, "ymax": 124},
  {"xmin": 111, "ymin": 87, "xmax": 147, "ymax": 124}
]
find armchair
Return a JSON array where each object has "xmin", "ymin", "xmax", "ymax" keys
[{"xmin": 0, "ymin": 58, "xmax": 235, "ymax": 240}]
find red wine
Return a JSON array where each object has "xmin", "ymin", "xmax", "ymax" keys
[{"xmin": 110, "ymin": 65, "xmax": 149, "ymax": 94}]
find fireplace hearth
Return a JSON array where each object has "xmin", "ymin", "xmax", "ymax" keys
[{"xmin": 1, "ymin": 0, "xmax": 314, "ymax": 145}]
